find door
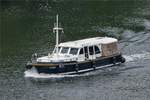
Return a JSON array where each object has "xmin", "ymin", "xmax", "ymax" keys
[
  {"xmin": 78, "ymin": 48, "xmax": 85, "ymax": 61},
  {"xmin": 88, "ymin": 46, "xmax": 96, "ymax": 60}
]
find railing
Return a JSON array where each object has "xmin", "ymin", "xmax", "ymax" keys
[{"xmin": 30, "ymin": 52, "xmax": 49, "ymax": 63}]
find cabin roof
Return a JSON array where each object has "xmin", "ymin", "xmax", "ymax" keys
[{"xmin": 58, "ymin": 37, "xmax": 118, "ymax": 48}]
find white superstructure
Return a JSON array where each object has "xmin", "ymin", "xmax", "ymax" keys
[
  {"xmin": 36, "ymin": 15, "xmax": 119, "ymax": 63},
  {"xmin": 37, "ymin": 37, "xmax": 118, "ymax": 63}
]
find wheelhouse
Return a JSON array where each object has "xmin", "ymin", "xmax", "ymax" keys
[{"xmin": 51, "ymin": 37, "xmax": 113, "ymax": 62}]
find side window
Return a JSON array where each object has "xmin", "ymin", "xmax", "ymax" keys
[
  {"xmin": 89, "ymin": 46, "xmax": 94, "ymax": 55},
  {"xmin": 61, "ymin": 47, "xmax": 69, "ymax": 54},
  {"xmin": 79, "ymin": 48, "xmax": 84, "ymax": 54},
  {"xmin": 70, "ymin": 48, "xmax": 79, "ymax": 55},
  {"xmin": 94, "ymin": 46, "xmax": 100, "ymax": 54}
]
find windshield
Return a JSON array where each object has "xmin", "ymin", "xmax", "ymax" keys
[
  {"xmin": 69, "ymin": 48, "xmax": 79, "ymax": 55},
  {"xmin": 53, "ymin": 47, "xmax": 61, "ymax": 53},
  {"xmin": 61, "ymin": 47, "xmax": 69, "ymax": 54}
]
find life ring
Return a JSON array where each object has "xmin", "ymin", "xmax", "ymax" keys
[{"xmin": 59, "ymin": 63, "xmax": 64, "ymax": 68}]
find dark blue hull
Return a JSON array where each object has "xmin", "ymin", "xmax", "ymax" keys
[{"xmin": 26, "ymin": 54, "xmax": 125, "ymax": 75}]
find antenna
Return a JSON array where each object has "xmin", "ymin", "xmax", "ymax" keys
[{"xmin": 53, "ymin": 14, "xmax": 64, "ymax": 58}]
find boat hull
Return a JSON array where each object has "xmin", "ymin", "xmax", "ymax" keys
[{"xmin": 26, "ymin": 54, "xmax": 125, "ymax": 75}]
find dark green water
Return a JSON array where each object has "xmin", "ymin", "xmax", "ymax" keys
[{"xmin": 0, "ymin": 0, "xmax": 150, "ymax": 100}]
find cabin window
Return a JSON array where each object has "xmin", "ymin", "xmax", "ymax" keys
[
  {"xmin": 61, "ymin": 47, "xmax": 69, "ymax": 54},
  {"xmin": 69, "ymin": 48, "xmax": 79, "ymax": 55},
  {"xmin": 79, "ymin": 48, "xmax": 84, "ymax": 54},
  {"xmin": 89, "ymin": 46, "xmax": 94, "ymax": 55},
  {"xmin": 94, "ymin": 46, "xmax": 100, "ymax": 54}
]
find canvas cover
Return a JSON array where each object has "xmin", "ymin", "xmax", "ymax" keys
[{"xmin": 101, "ymin": 42, "xmax": 119, "ymax": 57}]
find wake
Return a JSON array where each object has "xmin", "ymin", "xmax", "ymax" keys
[
  {"xmin": 24, "ymin": 67, "xmax": 79, "ymax": 79},
  {"xmin": 124, "ymin": 52, "xmax": 150, "ymax": 62}
]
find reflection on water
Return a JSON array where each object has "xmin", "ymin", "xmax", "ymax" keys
[{"xmin": 0, "ymin": 1, "xmax": 150, "ymax": 100}]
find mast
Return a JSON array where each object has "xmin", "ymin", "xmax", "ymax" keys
[{"xmin": 53, "ymin": 14, "xmax": 63, "ymax": 58}]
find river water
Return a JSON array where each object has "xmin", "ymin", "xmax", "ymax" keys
[{"xmin": 0, "ymin": 0, "xmax": 150, "ymax": 100}]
